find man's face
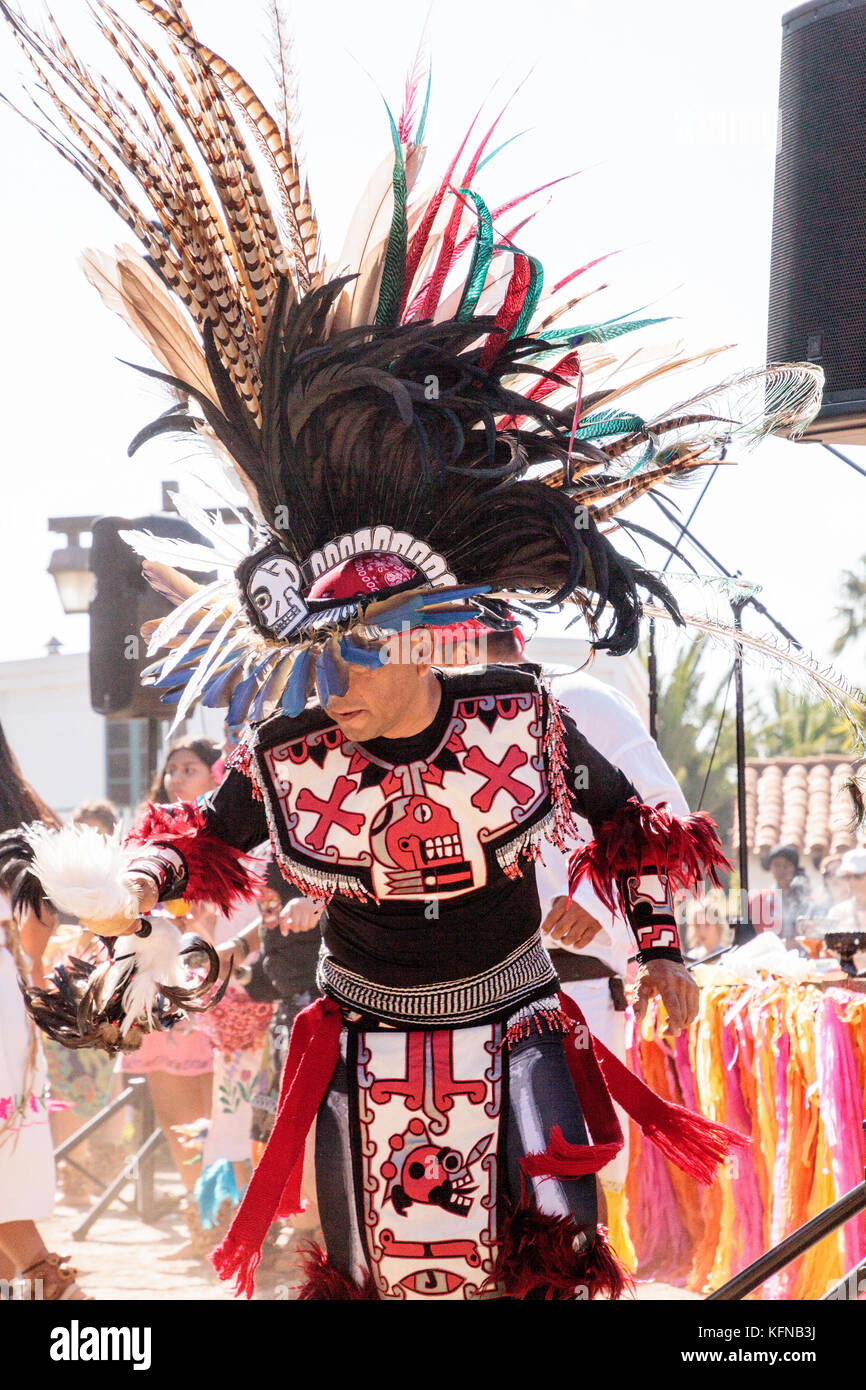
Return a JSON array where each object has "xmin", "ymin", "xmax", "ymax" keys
[
  {"xmin": 770, "ymin": 855, "xmax": 796, "ymax": 889},
  {"xmin": 325, "ymin": 635, "xmax": 436, "ymax": 741},
  {"xmin": 847, "ymin": 873, "xmax": 866, "ymax": 907}
]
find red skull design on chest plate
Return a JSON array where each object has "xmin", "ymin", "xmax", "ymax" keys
[{"xmin": 370, "ymin": 793, "xmax": 474, "ymax": 895}]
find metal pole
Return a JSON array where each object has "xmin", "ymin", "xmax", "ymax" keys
[
  {"xmin": 135, "ymin": 1077, "xmax": 159, "ymax": 1222},
  {"xmin": 822, "ymin": 441, "xmax": 866, "ymax": 481},
  {"xmin": 730, "ymin": 595, "xmax": 754, "ymax": 943},
  {"xmin": 647, "ymin": 618, "xmax": 658, "ymax": 741},
  {"xmin": 707, "ymin": 1181, "xmax": 866, "ymax": 1300},
  {"xmin": 53, "ymin": 1082, "xmax": 140, "ymax": 1160}
]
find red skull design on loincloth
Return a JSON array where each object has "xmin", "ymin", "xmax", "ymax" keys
[{"xmin": 381, "ymin": 1117, "xmax": 492, "ymax": 1218}]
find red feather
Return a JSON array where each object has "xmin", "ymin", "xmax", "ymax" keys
[
  {"xmin": 397, "ymin": 35, "xmax": 428, "ymax": 144},
  {"xmin": 491, "ymin": 1202, "xmax": 631, "ymax": 1300},
  {"xmin": 567, "ymin": 798, "xmax": 731, "ymax": 914},
  {"xmin": 479, "ymin": 253, "xmax": 530, "ymax": 368},
  {"xmin": 125, "ymin": 801, "xmax": 268, "ymax": 915},
  {"xmin": 400, "ymin": 108, "xmax": 482, "ymax": 314},
  {"xmin": 294, "ymin": 1243, "xmax": 380, "ymax": 1300},
  {"xmin": 416, "ymin": 97, "xmax": 515, "ymax": 320},
  {"xmin": 552, "ymin": 248, "xmax": 623, "ymax": 295},
  {"xmin": 500, "ymin": 348, "xmax": 583, "ymax": 428}
]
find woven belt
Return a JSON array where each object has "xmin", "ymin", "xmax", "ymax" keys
[{"xmin": 317, "ymin": 933, "xmax": 558, "ymax": 1027}]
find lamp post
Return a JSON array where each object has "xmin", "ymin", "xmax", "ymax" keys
[{"xmin": 47, "ymin": 516, "xmax": 97, "ymax": 615}]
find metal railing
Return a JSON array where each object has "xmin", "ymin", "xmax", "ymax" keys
[
  {"xmin": 53, "ymin": 1075, "xmax": 167, "ymax": 1238},
  {"xmin": 707, "ymin": 1121, "xmax": 866, "ymax": 1301}
]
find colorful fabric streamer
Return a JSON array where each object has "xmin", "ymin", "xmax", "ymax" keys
[{"xmin": 623, "ymin": 979, "xmax": 866, "ymax": 1299}]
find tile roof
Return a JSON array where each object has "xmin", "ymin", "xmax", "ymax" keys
[{"xmin": 736, "ymin": 756, "xmax": 863, "ymax": 866}]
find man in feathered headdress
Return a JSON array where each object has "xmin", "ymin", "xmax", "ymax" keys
[{"xmin": 0, "ymin": 1, "xmax": 823, "ymax": 1298}]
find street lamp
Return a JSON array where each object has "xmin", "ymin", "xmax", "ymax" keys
[{"xmin": 47, "ymin": 516, "xmax": 97, "ymax": 615}]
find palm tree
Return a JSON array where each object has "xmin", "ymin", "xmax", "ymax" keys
[
  {"xmin": 651, "ymin": 637, "xmax": 743, "ymax": 844},
  {"xmin": 749, "ymin": 685, "xmax": 854, "ymax": 759},
  {"xmin": 832, "ymin": 558, "xmax": 866, "ymax": 656}
]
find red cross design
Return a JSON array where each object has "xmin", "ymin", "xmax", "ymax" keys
[
  {"xmin": 296, "ymin": 775, "xmax": 365, "ymax": 852},
  {"xmin": 463, "ymin": 743, "xmax": 534, "ymax": 813},
  {"xmin": 419, "ymin": 761, "xmax": 444, "ymax": 788}
]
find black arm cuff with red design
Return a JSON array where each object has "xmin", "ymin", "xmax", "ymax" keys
[
  {"xmin": 126, "ymin": 847, "xmax": 188, "ymax": 902},
  {"xmin": 614, "ymin": 866, "xmax": 684, "ymax": 963}
]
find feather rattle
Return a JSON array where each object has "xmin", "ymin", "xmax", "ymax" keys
[{"xmin": 12, "ymin": 824, "xmax": 224, "ymax": 1050}]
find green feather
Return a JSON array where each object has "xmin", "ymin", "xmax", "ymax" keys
[
  {"xmin": 375, "ymin": 103, "xmax": 408, "ymax": 328},
  {"xmin": 415, "ymin": 66, "xmax": 432, "ymax": 145},
  {"xmin": 534, "ymin": 316, "xmax": 671, "ymax": 345},
  {"xmin": 476, "ymin": 129, "xmax": 528, "ymax": 174},
  {"xmin": 455, "ymin": 189, "xmax": 494, "ymax": 321},
  {"xmin": 572, "ymin": 410, "xmax": 645, "ymax": 440}
]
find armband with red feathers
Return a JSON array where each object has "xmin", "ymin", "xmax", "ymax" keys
[
  {"xmin": 125, "ymin": 801, "xmax": 268, "ymax": 914},
  {"xmin": 567, "ymin": 799, "xmax": 731, "ymax": 964}
]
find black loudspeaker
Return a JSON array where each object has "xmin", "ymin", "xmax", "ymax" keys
[
  {"xmin": 768, "ymin": 0, "xmax": 866, "ymax": 441},
  {"xmin": 89, "ymin": 514, "xmax": 207, "ymax": 719}
]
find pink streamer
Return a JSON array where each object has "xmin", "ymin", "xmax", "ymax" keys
[
  {"xmin": 720, "ymin": 1020, "xmax": 764, "ymax": 1274},
  {"xmin": 814, "ymin": 991, "xmax": 866, "ymax": 1275},
  {"xmin": 766, "ymin": 1020, "xmax": 795, "ymax": 1300}
]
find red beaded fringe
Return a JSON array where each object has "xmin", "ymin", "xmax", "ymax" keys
[
  {"xmin": 225, "ymin": 742, "xmax": 263, "ymax": 801},
  {"xmin": 501, "ymin": 1005, "xmax": 574, "ymax": 1051}
]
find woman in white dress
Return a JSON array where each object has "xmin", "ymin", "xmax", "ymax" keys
[{"xmin": 0, "ymin": 722, "xmax": 87, "ymax": 1299}]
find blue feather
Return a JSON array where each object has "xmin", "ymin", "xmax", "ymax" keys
[
  {"xmin": 280, "ymin": 647, "xmax": 314, "ymax": 717},
  {"xmin": 249, "ymin": 656, "xmax": 287, "ymax": 722},
  {"xmin": 194, "ymin": 1159, "xmax": 245, "ymax": 1230},
  {"xmin": 339, "ymin": 636, "xmax": 388, "ymax": 668},
  {"xmin": 227, "ymin": 656, "xmax": 272, "ymax": 726},
  {"xmin": 371, "ymin": 584, "xmax": 490, "ymax": 632},
  {"xmin": 201, "ymin": 656, "xmax": 246, "ymax": 708},
  {"xmin": 315, "ymin": 638, "xmax": 349, "ymax": 707}
]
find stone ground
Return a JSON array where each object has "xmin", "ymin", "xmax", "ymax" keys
[{"xmin": 38, "ymin": 1153, "xmax": 700, "ymax": 1302}]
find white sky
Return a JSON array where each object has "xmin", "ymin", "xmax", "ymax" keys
[{"xmin": 0, "ymin": 0, "xmax": 863, "ymax": 696}]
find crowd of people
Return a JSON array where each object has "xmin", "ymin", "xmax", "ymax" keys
[
  {"xmin": 0, "ymin": 720, "xmax": 322, "ymax": 1297},
  {"xmin": 681, "ymin": 842, "xmax": 866, "ymax": 962}
]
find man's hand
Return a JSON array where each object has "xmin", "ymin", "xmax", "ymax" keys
[
  {"xmin": 633, "ymin": 958, "xmax": 699, "ymax": 1035},
  {"xmin": 78, "ymin": 874, "xmax": 159, "ymax": 937},
  {"xmin": 541, "ymin": 896, "xmax": 603, "ymax": 950},
  {"xmin": 279, "ymin": 898, "xmax": 324, "ymax": 935}
]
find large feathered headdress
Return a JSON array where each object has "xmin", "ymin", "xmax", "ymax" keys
[{"xmin": 1, "ymin": 0, "xmax": 823, "ymax": 724}]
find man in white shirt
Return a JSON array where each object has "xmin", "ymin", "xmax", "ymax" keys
[{"xmin": 535, "ymin": 667, "xmax": 690, "ymax": 1209}]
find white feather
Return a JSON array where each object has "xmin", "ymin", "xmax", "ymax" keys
[
  {"xmin": 171, "ymin": 609, "xmax": 248, "ymax": 729},
  {"xmin": 107, "ymin": 918, "xmax": 187, "ymax": 1035},
  {"xmin": 163, "ymin": 491, "xmax": 250, "ymax": 563},
  {"xmin": 118, "ymin": 531, "xmax": 230, "ymax": 573},
  {"xmin": 24, "ymin": 825, "xmax": 138, "ymax": 922},
  {"xmin": 145, "ymin": 578, "xmax": 235, "ymax": 656}
]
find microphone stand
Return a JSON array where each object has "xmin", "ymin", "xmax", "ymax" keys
[
  {"xmin": 645, "ymin": 492, "xmax": 807, "ymax": 944},
  {"xmin": 730, "ymin": 591, "xmax": 756, "ymax": 944}
]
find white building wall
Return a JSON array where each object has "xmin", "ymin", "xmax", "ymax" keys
[{"xmin": 0, "ymin": 652, "xmax": 105, "ymax": 818}]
